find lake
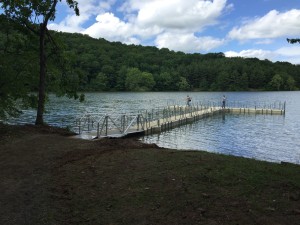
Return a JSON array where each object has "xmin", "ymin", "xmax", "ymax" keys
[{"xmin": 7, "ymin": 91, "xmax": 300, "ymax": 164}]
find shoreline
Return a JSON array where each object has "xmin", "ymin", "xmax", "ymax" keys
[{"xmin": 1, "ymin": 124, "xmax": 299, "ymax": 224}]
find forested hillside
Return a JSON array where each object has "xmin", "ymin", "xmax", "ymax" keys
[
  {"xmin": 2, "ymin": 14, "xmax": 300, "ymax": 93},
  {"xmin": 57, "ymin": 32, "xmax": 300, "ymax": 91}
]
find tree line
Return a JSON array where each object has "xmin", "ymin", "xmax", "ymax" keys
[
  {"xmin": 57, "ymin": 32, "xmax": 300, "ymax": 92},
  {"xmin": 1, "ymin": 13, "xmax": 300, "ymax": 121}
]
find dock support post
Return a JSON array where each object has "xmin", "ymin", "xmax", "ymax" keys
[
  {"xmin": 137, "ymin": 115, "xmax": 140, "ymax": 131},
  {"xmin": 174, "ymin": 105, "xmax": 176, "ymax": 120},
  {"xmin": 97, "ymin": 123, "xmax": 100, "ymax": 138},
  {"xmin": 122, "ymin": 115, "xmax": 125, "ymax": 132},
  {"xmin": 105, "ymin": 116, "xmax": 108, "ymax": 136}
]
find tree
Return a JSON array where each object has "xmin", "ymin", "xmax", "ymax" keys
[
  {"xmin": 89, "ymin": 72, "xmax": 109, "ymax": 91},
  {"xmin": 125, "ymin": 68, "xmax": 141, "ymax": 91},
  {"xmin": 0, "ymin": 15, "xmax": 38, "ymax": 119},
  {"xmin": 154, "ymin": 72, "xmax": 173, "ymax": 90},
  {"xmin": 177, "ymin": 77, "xmax": 190, "ymax": 91},
  {"xmin": 287, "ymin": 38, "xmax": 300, "ymax": 44},
  {"xmin": 125, "ymin": 68, "xmax": 155, "ymax": 91},
  {"xmin": 1, "ymin": 0, "xmax": 79, "ymax": 125},
  {"xmin": 268, "ymin": 74, "xmax": 283, "ymax": 91},
  {"xmin": 285, "ymin": 76, "xmax": 296, "ymax": 91},
  {"xmin": 115, "ymin": 66, "xmax": 127, "ymax": 91},
  {"xmin": 140, "ymin": 71, "xmax": 155, "ymax": 91}
]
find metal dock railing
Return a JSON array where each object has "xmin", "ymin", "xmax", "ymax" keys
[{"xmin": 71, "ymin": 100, "xmax": 286, "ymax": 139}]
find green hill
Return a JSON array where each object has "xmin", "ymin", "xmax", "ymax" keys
[
  {"xmin": 54, "ymin": 31, "xmax": 300, "ymax": 92},
  {"xmin": 1, "ymin": 14, "xmax": 300, "ymax": 93}
]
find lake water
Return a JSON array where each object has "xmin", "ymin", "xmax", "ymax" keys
[{"xmin": 7, "ymin": 91, "xmax": 300, "ymax": 164}]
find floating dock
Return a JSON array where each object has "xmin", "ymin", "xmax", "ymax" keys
[{"xmin": 73, "ymin": 101, "xmax": 286, "ymax": 139}]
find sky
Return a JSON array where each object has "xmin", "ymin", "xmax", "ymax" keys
[{"xmin": 47, "ymin": 0, "xmax": 300, "ymax": 64}]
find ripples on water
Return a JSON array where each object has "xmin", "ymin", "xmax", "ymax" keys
[
  {"xmin": 142, "ymin": 113, "xmax": 300, "ymax": 164},
  {"xmin": 5, "ymin": 91, "xmax": 300, "ymax": 164}
]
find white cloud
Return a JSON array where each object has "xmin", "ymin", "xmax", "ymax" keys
[
  {"xmin": 275, "ymin": 46, "xmax": 300, "ymax": 64},
  {"xmin": 156, "ymin": 32, "xmax": 225, "ymax": 52},
  {"xmin": 275, "ymin": 46, "xmax": 300, "ymax": 57},
  {"xmin": 49, "ymin": 0, "xmax": 116, "ymax": 32},
  {"xmin": 48, "ymin": 0, "xmax": 229, "ymax": 52},
  {"xmin": 283, "ymin": 57, "xmax": 300, "ymax": 65},
  {"xmin": 46, "ymin": 0, "xmax": 300, "ymax": 64},
  {"xmin": 48, "ymin": 13, "xmax": 88, "ymax": 33},
  {"xmin": 225, "ymin": 47, "xmax": 300, "ymax": 64},
  {"xmin": 225, "ymin": 49, "xmax": 277, "ymax": 60},
  {"xmin": 98, "ymin": 0, "xmax": 117, "ymax": 11},
  {"xmin": 82, "ymin": 12, "xmax": 164, "ymax": 44},
  {"xmin": 135, "ymin": 0, "xmax": 227, "ymax": 31},
  {"xmin": 77, "ymin": 0, "xmax": 229, "ymax": 52},
  {"xmin": 82, "ymin": 13, "xmax": 137, "ymax": 43},
  {"xmin": 51, "ymin": 0, "xmax": 229, "ymax": 36},
  {"xmin": 228, "ymin": 9, "xmax": 300, "ymax": 40}
]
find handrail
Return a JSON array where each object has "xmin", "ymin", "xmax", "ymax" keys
[{"xmin": 74, "ymin": 100, "xmax": 286, "ymax": 138}]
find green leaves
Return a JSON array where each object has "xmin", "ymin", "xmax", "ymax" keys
[
  {"xmin": 54, "ymin": 32, "xmax": 300, "ymax": 92},
  {"xmin": 268, "ymin": 73, "xmax": 297, "ymax": 91},
  {"xmin": 0, "ymin": 15, "xmax": 39, "ymax": 119},
  {"xmin": 125, "ymin": 68, "xmax": 155, "ymax": 91},
  {"xmin": 0, "ymin": 1, "xmax": 81, "ymax": 123},
  {"xmin": 287, "ymin": 38, "xmax": 300, "ymax": 44}
]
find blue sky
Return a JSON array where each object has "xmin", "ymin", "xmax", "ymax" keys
[{"xmin": 47, "ymin": 0, "xmax": 300, "ymax": 64}]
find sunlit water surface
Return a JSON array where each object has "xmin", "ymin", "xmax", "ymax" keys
[{"xmin": 6, "ymin": 91, "xmax": 300, "ymax": 164}]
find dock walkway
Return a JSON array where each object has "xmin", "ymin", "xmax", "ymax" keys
[{"xmin": 74, "ymin": 101, "xmax": 286, "ymax": 139}]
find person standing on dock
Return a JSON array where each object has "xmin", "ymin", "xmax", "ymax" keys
[
  {"xmin": 186, "ymin": 95, "xmax": 192, "ymax": 106},
  {"xmin": 222, "ymin": 95, "xmax": 226, "ymax": 109}
]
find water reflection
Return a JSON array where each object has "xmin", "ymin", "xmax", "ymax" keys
[
  {"xmin": 221, "ymin": 111, "xmax": 226, "ymax": 123},
  {"xmin": 5, "ymin": 91, "xmax": 300, "ymax": 164}
]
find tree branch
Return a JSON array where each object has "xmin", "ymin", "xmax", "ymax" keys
[
  {"xmin": 43, "ymin": 0, "xmax": 58, "ymax": 26},
  {"xmin": 287, "ymin": 38, "xmax": 300, "ymax": 44}
]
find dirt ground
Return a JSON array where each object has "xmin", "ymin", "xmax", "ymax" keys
[{"xmin": 0, "ymin": 124, "xmax": 300, "ymax": 225}]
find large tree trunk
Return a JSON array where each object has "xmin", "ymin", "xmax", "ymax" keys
[{"xmin": 35, "ymin": 24, "xmax": 46, "ymax": 125}]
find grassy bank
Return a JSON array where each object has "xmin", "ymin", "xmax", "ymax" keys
[{"xmin": 0, "ymin": 124, "xmax": 299, "ymax": 224}]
